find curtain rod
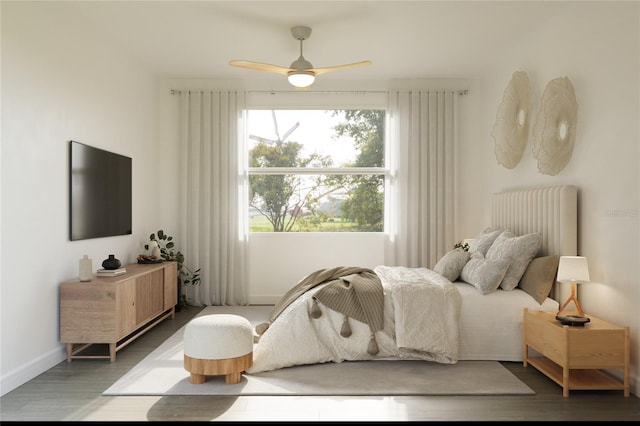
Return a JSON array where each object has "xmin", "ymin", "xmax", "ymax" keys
[
  {"xmin": 170, "ymin": 89, "xmax": 470, "ymax": 96},
  {"xmin": 170, "ymin": 89, "xmax": 386, "ymax": 95}
]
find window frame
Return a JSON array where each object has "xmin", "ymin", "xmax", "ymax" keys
[{"xmin": 245, "ymin": 93, "xmax": 389, "ymax": 233}]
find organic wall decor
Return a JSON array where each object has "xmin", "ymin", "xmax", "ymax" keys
[
  {"xmin": 532, "ymin": 76, "xmax": 578, "ymax": 176},
  {"xmin": 491, "ymin": 71, "xmax": 532, "ymax": 169}
]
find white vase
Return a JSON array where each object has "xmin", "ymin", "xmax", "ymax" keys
[
  {"xmin": 150, "ymin": 241, "xmax": 161, "ymax": 259},
  {"xmin": 79, "ymin": 255, "xmax": 93, "ymax": 282}
]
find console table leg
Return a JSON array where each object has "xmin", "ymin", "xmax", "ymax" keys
[
  {"xmin": 109, "ymin": 343, "xmax": 116, "ymax": 362},
  {"xmin": 66, "ymin": 343, "xmax": 73, "ymax": 363},
  {"xmin": 563, "ymin": 367, "xmax": 569, "ymax": 397}
]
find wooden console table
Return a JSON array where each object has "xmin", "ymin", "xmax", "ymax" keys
[{"xmin": 60, "ymin": 261, "xmax": 177, "ymax": 362}]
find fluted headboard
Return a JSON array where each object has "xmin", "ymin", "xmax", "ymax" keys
[
  {"xmin": 491, "ymin": 185, "xmax": 578, "ymax": 298},
  {"xmin": 491, "ymin": 185, "xmax": 577, "ymax": 257}
]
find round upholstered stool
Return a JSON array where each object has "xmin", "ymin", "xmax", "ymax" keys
[{"xmin": 183, "ymin": 314, "xmax": 253, "ymax": 384}]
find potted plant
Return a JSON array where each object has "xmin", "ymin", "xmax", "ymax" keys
[{"xmin": 145, "ymin": 230, "xmax": 200, "ymax": 309}]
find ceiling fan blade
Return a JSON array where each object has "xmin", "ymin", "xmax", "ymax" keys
[
  {"xmin": 229, "ymin": 60, "xmax": 292, "ymax": 76},
  {"xmin": 311, "ymin": 61, "xmax": 372, "ymax": 76},
  {"xmin": 229, "ymin": 27, "xmax": 372, "ymax": 88}
]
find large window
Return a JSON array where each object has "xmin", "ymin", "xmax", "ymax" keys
[{"xmin": 248, "ymin": 109, "xmax": 386, "ymax": 232}]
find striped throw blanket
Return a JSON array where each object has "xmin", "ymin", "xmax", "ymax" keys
[
  {"xmin": 255, "ymin": 266, "xmax": 384, "ymax": 355},
  {"xmin": 312, "ymin": 270, "xmax": 383, "ymax": 354}
]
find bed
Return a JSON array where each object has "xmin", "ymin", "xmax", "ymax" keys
[{"xmin": 246, "ymin": 185, "xmax": 578, "ymax": 374}]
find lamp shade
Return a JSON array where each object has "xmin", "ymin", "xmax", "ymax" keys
[
  {"xmin": 287, "ymin": 71, "xmax": 315, "ymax": 88},
  {"xmin": 556, "ymin": 256, "xmax": 590, "ymax": 283}
]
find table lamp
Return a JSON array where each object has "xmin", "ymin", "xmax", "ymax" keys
[{"xmin": 556, "ymin": 256, "xmax": 590, "ymax": 317}]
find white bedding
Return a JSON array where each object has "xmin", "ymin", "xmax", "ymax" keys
[
  {"xmin": 246, "ymin": 266, "xmax": 560, "ymax": 374},
  {"xmin": 246, "ymin": 266, "xmax": 462, "ymax": 374},
  {"xmin": 455, "ymin": 282, "xmax": 559, "ymax": 361}
]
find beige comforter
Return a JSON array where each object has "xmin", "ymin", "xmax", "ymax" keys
[{"xmin": 246, "ymin": 265, "xmax": 462, "ymax": 374}]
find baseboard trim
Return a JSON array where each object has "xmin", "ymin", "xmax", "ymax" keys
[{"xmin": 0, "ymin": 346, "xmax": 66, "ymax": 397}]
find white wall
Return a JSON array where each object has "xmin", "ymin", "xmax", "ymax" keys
[
  {"xmin": 248, "ymin": 233, "xmax": 385, "ymax": 304},
  {"xmin": 457, "ymin": 1, "xmax": 640, "ymax": 393},
  {"xmin": 1, "ymin": 2, "xmax": 160, "ymax": 395}
]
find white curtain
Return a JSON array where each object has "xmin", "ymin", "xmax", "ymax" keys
[
  {"xmin": 385, "ymin": 90, "xmax": 457, "ymax": 268},
  {"xmin": 178, "ymin": 90, "xmax": 248, "ymax": 306}
]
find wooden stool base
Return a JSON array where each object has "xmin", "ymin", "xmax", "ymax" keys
[{"xmin": 184, "ymin": 352, "xmax": 253, "ymax": 385}]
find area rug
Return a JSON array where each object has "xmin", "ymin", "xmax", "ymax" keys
[{"xmin": 103, "ymin": 306, "xmax": 534, "ymax": 396}]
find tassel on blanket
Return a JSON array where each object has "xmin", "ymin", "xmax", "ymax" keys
[
  {"xmin": 340, "ymin": 316, "xmax": 352, "ymax": 337},
  {"xmin": 310, "ymin": 298, "xmax": 322, "ymax": 318},
  {"xmin": 255, "ymin": 322, "xmax": 269, "ymax": 336},
  {"xmin": 367, "ymin": 334, "xmax": 379, "ymax": 355}
]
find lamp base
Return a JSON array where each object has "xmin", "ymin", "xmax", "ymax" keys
[
  {"xmin": 555, "ymin": 314, "xmax": 590, "ymax": 326},
  {"xmin": 557, "ymin": 282, "xmax": 585, "ymax": 316}
]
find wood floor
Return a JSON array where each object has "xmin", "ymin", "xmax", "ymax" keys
[{"xmin": 1, "ymin": 305, "xmax": 638, "ymax": 422}]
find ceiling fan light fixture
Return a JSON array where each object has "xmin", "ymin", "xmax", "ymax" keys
[
  {"xmin": 287, "ymin": 71, "xmax": 315, "ymax": 88},
  {"xmin": 229, "ymin": 25, "xmax": 371, "ymax": 88}
]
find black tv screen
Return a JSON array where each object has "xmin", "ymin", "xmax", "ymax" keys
[{"xmin": 69, "ymin": 141, "xmax": 132, "ymax": 241}]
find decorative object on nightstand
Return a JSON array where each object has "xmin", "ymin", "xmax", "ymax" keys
[
  {"xmin": 79, "ymin": 255, "xmax": 93, "ymax": 282},
  {"xmin": 102, "ymin": 254, "xmax": 122, "ymax": 270},
  {"xmin": 555, "ymin": 314, "xmax": 591, "ymax": 326},
  {"xmin": 556, "ymin": 255, "xmax": 590, "ymax": 317}
]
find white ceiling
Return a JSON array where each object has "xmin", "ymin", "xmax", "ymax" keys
[{"xmin": 64, "ymin": 1, "xmax": 569, "ymax": 83}]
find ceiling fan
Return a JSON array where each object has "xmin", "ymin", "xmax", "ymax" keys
[{"xmin": 229, "ymin": 26, "xmax": 372, "ymax": 89}]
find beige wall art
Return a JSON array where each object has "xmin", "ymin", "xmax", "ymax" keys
[
  {"xmin": 491, "ymin": 71, "xmax": 532, "ymax": 169},
  {"xmin": 532, "ymin": 76, "xmax": 578, "ymax": 176}
]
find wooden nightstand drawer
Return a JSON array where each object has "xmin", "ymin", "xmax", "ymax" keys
[{"xmin": 523, "ymin": 308, "xmax": 630, "ymax": 397}]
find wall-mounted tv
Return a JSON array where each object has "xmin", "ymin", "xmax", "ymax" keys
[{"xmin": 69, "ymin": 140, "xmax": 132, "ymax": 241}]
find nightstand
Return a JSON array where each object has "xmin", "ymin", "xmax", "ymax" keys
[{"xmin": 523, "ymin": 308, "xmax": 630, "ymax": 397}]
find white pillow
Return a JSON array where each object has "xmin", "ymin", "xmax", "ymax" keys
[
  {"xmin": 433, "ymin": 250, "xmax": 470, "ymax": 282},
  {"xmin": 468, "ymin": 227, "xmax": 504, "ymax": 257},
  {"xmin": 486, "ymin": 230, "xmax": 542, "ymax": 291},
  {"xmin": 459, "ymin": 252, "xmax": 510, "ymax": 295}
]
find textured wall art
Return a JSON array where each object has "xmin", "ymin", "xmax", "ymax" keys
[
  {"xmin": 532, "ymin": 76, "xmax": 578, "ymax": 176},
  {"xmin": 491, "ymin": 71, "xmax": 532, "ymax": 169}
]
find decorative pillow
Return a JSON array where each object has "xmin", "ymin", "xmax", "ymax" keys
[
  {"xmin": 468, "ymin": 227, "xmax": 504, "ymax": 257},
  {"xmin": 460, "ymin": 252, "xmax": 510, "ymax": 295},
  {"xmin": 486, "ymin": 230, "xmax": 542, "ymax": 291},
  {"xmin": 433, "ymin": 250, "xmax": 471, "ymax": 281},
  {"xmin": 518, "ymin": 255, "xmax": 559, "ymax": 304}
]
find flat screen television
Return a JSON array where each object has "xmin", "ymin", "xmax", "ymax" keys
[{"xmin": 69, "ymin": 140, "xmax": 132, "ymax": 241}]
